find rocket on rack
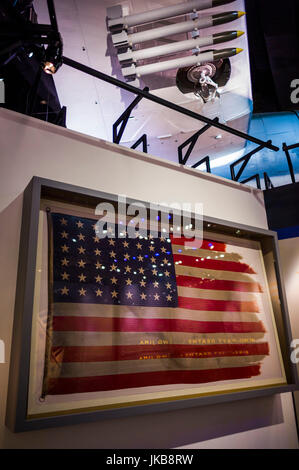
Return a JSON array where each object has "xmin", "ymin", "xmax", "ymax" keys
[{"xmin": 108, "ymin": 0, "xmax": 237, "ymax": 30}]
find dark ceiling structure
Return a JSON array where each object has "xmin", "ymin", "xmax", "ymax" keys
[
  {"xmin": 245, "ymin": 0, "xmax": 299, "ymax": 113},
  {"xmin": 0, "ymin": 0, "xmax": 298, "ymax": 125},
  {"xmin": 0, "ymin": 0, "xmax": 63, "ymax": 125}
]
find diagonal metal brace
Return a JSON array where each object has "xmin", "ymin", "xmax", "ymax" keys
[
  {"xmin": 191, "ymin": 156, "xmax": 211, "ymax": 173},
  {"xmin": 284, "ymin": 142, "xmax": 299, "ymax": 151},
  {"xmin": 54, "ymin": 106, "xmax": 67, "ymax": 127},
  {"xmin": 240, "ymin": 174, "xmax": 261, "ymax": 190},
  {"xmin": 131, "ymin": 134, "xmax": 148, "ymax": 153},
  {"xmin": 282, "ymin": 142, "xmax": 298, "ymax": 184},
  {"xmin": 62, "ymin": 57, "xmax": 280, "ymax": 152},
  {"xmin": 113, "ymin": 87, "xmax": 149, "ymax": 144},
  {"xmin": 178, "ymin": 118, "xmax": 219, "ymax": 165},
  {"xmin": 264, "ymin": 172, "xmax": 274, "ymax": 190},
  {"xmin": 230, "ymin": 141, "xmax": 271, "ymax": 181},
  {"xmin": 47, "ymin": 0, "xmax": 59, "ymax": 32}
]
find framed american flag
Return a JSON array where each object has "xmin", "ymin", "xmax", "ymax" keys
[{"xmin": 6, "ymin": 177, "xmax": 298, "ymax": 432}]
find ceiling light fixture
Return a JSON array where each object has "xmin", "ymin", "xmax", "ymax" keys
[
  {"xmin": 42, "ymin": 36, "xmax": 63, "ymax": 75},
  {"xmin": 43, "ymin": 61, "xmax": 56, "ymax": 74}
]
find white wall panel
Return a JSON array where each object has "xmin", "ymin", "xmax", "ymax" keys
[{"xmin": 0, "ymin": 108, "xmax": 297, "ymax": 449}]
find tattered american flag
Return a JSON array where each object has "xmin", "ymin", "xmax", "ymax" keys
[{"xmin": 42, "ymin": 211, "xmax": 269, "ymax": 396}]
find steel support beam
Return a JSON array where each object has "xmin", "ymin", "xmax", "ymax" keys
[
  {"xmin": 264, "ymin": 172, "xmax": 274, "ymax": 190},
  {"xmin": 131, "ymin": 134, "xmax": 148, "ymax": 153},
  {"xmin": 47, "ymin": 0, "xmax": 59, "ymax": 32},
  {"xmin": 282, "ymin": 142, "xmax": 297, "ymax": 184},
  {"xmin": 230, "ymin": 142, "xmax": 270, "ymax": 181},
  {"xmin": 191, "ymin": 156, "xmax": 211, "ymax": 173},
  {"xmin": 178, "ymin": 118, "xmax": 218, "ymax": 165},
  {"xmin": 283, "ymin": 142, "xmax": 299, "ymax": 151},
  {"xmin": 112, "ymin": 87, "xmax": 149, "ymax": 144},
  {"xmin": 240, "ymin": 174, "xmax": 261, "ymax": 190},
  {"xmin": 54, "ymin": 106, "xmax": 67, "ymax": 127}
]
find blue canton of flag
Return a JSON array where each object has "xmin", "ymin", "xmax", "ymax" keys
[{"xmin": 51, "ymin": 212, "xmax": 178, "ymax": 307}]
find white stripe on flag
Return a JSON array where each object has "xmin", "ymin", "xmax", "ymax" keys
[
  {"xmin": 175, "ymin": 264, "xmax": 258, "ymax": 282},
  {"xmin": 53, "ymin": 303, "xmax": 260, "ymax": 323},
  {"xmin": 177, "ymin": 286, "xmax": 257, "ymax": 302}
]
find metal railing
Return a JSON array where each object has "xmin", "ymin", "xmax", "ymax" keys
[
  {"xmin": 62, "ymin": 56, "xmax": 279, "ymax": 154},
  {"xmin": 61, "ymin": 55, "xmax": 298, "ymax": 190}
]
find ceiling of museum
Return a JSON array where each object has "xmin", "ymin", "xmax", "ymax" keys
[{"xmin": 34, "ymin": 0, "xmax": 251, "ymax": 167}]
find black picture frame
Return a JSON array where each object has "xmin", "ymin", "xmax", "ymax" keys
[{"xmin": 5, "ymin": 176, "xmax": 299, "ymax": 432}]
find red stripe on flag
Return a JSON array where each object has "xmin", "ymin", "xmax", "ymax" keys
[
  {"xmin": 170, "ymin": 236, "xmax": 226, "ymax": 252},
  {"xmin": 52, "ymin": 316, "xmax": 265, "ymax": 333},
  {"xmin": 47, "ymin": 365, "xmax": 261, "ymax": 394},
  {"xmin": 173, "ymin": 254, "xmax": 256, "ymax": 274},
  {"xmin": 176, "ymin": 275, "xmax": 263, "ymax": 293},
  {"xmin": 177, "ymin": 296, "xmax": 259, "ymax": 312},
  {"xmin": 51, "ymin": 343, "xmax": 269, "ymax": 363}
]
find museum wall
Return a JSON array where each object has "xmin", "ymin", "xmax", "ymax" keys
[
  {"xmin": 279, "ymin": 238, "xmax": 299, "ymax": 341},
  {"xmin": 264, "ymin": 182, "xmax": 299, "ymax": 442},
  {"xmin": 279, "ymin": 237, "xmax": 299, "ymax": 427},
  {"xmin": 0, "ymin": 108, "xmax": 298, "ymax": 449}
]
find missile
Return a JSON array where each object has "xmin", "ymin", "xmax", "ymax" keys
[
  {"xmin": 108, "ymin": 0, "xmax": 237, "ymax": 30},
  {"xmin": 112, "ymin": 12, "xmax": 246, "ymax": 48},
  {"xmin": 122, "ymin": 48, "xmax": 243, "ymax": 79},
  {"xmin": 118, "ymin": 31, "xmax": 244, "ymax": 64}
]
